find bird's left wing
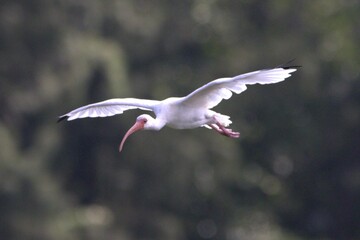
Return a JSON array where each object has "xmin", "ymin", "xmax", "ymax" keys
[
  {"xmin": 180, "ymin": 67, "xmax": 298, "ymax": 109},
  {"xmin": 58, "ymin": 98, "xmax": 160, "ymax": 122}
]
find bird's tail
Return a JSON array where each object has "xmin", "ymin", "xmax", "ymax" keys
[
  {"xmin": 215, "ymin": 113, "xmax": 232, "ymax": 127},
  {"xmin": 202, "ymin": 112, "xmax": 232, "ymax": 129}
]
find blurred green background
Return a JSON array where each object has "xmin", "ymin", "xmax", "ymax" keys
[{"xmin": 0, "ymin": 0, "xmax": 359, "ymax": 239}]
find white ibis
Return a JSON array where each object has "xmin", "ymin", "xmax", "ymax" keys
[{"xmin": 58, "ymin": 66, "xmax": 298, "ymax": 152}]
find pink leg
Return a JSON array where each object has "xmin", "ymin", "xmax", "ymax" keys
[{"xmin": 209, "ymin": 121, "xmax": 240, "ymax": 138}]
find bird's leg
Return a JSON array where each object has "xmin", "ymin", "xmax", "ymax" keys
[{"xmin": 210, "ymin": 120, "xmax": 240, "ymax": 138}]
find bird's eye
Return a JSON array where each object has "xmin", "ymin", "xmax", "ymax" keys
[{"xmin": 143, "ymin": 119, "xmax": 148, "ymax": 123}]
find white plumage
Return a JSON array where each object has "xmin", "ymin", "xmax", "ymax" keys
[{"xmin": 59, "ymin": 66, "xmax": 298, "ymax": 151}]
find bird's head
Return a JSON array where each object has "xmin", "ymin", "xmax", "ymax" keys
[{"xmin": 119, "ymin": 114, "xmax": 155, "ymax": 152}]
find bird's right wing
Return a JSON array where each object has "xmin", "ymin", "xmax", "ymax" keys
[
  {"xmin": 180, "ymin": 67, "xmax": 298, "ymax": 109},
  {"xmin": 58, "ymin": 98, "xmax": 160, "ymax": 122}
]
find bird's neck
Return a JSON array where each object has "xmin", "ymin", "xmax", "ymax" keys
[{"xmin": 149, "ymin": 118, "xmax": 166, "ymax": 131}]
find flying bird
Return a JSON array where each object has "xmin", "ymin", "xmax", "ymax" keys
[{"xmin": 58, "ymin": 66, "xmax": 298, "ymax": 152}]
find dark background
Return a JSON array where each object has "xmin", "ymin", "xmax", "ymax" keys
[{"xmin": 0, "ymin": 0, "xmax": 359, "ymax": 239}]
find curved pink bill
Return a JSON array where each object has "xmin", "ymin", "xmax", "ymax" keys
[{"xmin": 119, "ymin": 121, "xmax": 145, "ymax": 152}]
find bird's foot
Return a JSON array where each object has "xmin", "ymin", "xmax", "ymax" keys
[{"xmin": 210, "ymin": 123, "xmax": 240, "ymax": 138}]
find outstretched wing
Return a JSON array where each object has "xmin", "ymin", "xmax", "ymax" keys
[
  {"xmin": 180, "ymin": 67, "xmax": 298, "ymax": 109},
  {"xmin": 58, "ymin": 98, "xmax": 160, "ymax": 122}
]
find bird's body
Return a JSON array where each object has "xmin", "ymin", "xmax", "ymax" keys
[
  {"xmin": 59, "ymin": 66, "xmax": 298, "ymax": 151},
  {"xmin": 149, "ymin": 97, "xmax": 228, "ymax": 129}
]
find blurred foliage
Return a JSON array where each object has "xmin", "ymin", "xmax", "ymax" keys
[{"xmin": 0, "ymin": 0, "xmax": 359, "ymax": 239}]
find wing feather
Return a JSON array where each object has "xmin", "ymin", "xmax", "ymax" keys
[
  {"xmin": 58, "ymin": 98, "xmax": 160, "ymax": 122},
  {"xmin": 180, "ymin": 67, "xmax": 298, "ymax": 109}
]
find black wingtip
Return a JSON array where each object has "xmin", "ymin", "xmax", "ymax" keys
[
  {"xmin": 283, "ymin": 65, "xmax": 302, "ymax": 70},
  {"xmin": 57, "ymin": 115, "xmax": 69, "ymax": 123},
  {"xmin": 277, "ymin": 59, "xmax": 302, "ymax": 69}
]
